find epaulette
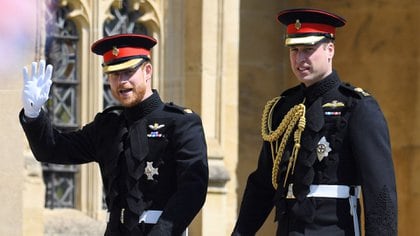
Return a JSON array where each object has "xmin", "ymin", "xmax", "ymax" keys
[
  {"xmin": 164, "ymin": 102, "xmax": 194, "ymax": 114},
  {"xmin": 340, "ymin": 83, "xmax": 371, "ymax": 99},
  {"xmin": 280, "ymin": 84, "xmax": 302, "ymax": 97},
  {"xmin": 102, "ymin": 105, "xmax": 124, "ymax": 114}
]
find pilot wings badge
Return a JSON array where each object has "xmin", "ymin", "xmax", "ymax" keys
[
  {"xmin": 147, "ymin": 123, "xmax": 165, "ymax": 138},
  {"xmin": 149, "ymin": 123, "xmax": 165, "ymax": 130}
]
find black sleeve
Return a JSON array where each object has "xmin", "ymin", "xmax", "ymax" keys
[
  {"xmin": 232, "ymin": 142, "xmax": 276, "ymax": 235},
  {"xmin": 149, "ymin": 112, "xmax": 209, "ymax": 235},
  {"xmin": 349, "ymin": 97, "xmax": 397, "ymax": 235},
  {"xmin": 19, "ymin": 109, "xmax": 97, "ymax": 164}
]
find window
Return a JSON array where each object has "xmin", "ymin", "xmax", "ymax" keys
[
  {"xmin": 102, "ymin": 0, "xmax": 149, "ymax": 109},
  {"xmin": 43, "ymin": 1, "xmax": 79, "ymax": 208}
]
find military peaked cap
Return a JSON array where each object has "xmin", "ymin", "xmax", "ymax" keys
[
  {"xmin": 277, "ymin": 8, "xmax": 346, "ymax": 46},
  {"xmin": 91, "ymin": 34, "xmax": 157, "ymax": 73}
]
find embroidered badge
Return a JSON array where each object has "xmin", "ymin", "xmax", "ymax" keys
[
  {"xmin": 149, "ymin": 123, "xmax": 165, "ymax": 130},
  {"xmin": 147, "ymin": 123, "xmax": 165, "ymax": 137},
  {"xmin": 144, "ymin": 161, "xmax": 159, "ymax": 180},
  {"xmin": 322, "ymin": 100, "xmax": 345, "ymax": 108},
  {"xmin": 317, "ymin": 136, "xmax": 332, "ymax": 162}
]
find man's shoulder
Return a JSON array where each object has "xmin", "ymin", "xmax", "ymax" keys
[
  {"xmin": 93, "ymin": 106, "xmax": 124, "ymax": 124},
  {"xmin": 163, "ymin": 102, "xmax": 198, "ymax": 116},
  {"xmin": 339, "ymin": 82, "xmax": 372, "ymax": 99},
  {"xmin": 162, "ymin": 102, "xmax": 203, "ymax": 128}
]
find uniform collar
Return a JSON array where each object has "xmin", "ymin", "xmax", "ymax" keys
[
  {"xmin": 123, "ymin": 89, "xmax": 163, "ymax": 124},
  {"xmin": 303, "ymin": 70, "xmax": 340, "ymax": 105}
]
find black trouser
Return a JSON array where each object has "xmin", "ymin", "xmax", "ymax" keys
[
  {"xmin": 105, "ymin": 208, "xmax": 153, "ymax": 236},
  {"xmin": 276, "ymin": 198, "xmax": 359, "ymax": 236}
]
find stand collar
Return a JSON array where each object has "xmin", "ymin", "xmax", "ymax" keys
[
  {"xmin": 123, "ymin": 90, "xmax": 163, "ymax": 124},
  {"xmin": 303, "ymin": 71, "xmax": 340, "ymax": 105}
]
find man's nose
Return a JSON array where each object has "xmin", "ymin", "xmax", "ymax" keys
[{"xmin": 296, "ymin": 51, "xmax": 306, "ymax": 63}]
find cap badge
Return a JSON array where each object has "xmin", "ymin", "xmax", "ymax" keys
[
  {"xmin": 317, "ymin": 136, "xmax": 332, "ymax": 162},
  {"xmin": 144, "ymin": 161, "xmax": 159, "ymax": 180},
  {"xmin": 112, "ymin": 46, "xmax": 119, "ymax": 56},
  {"xmin": 294, "ymin": 19, "xmax": 302, "ymax": 30}
]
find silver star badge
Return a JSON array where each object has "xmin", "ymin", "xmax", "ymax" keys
[
  {"xmin": 144, "ymin": 161, "xmax": 159, "ymax": 180},
  {"xmin": 317, "ymin": 136, "xmax": 332, "ymax": 162}
]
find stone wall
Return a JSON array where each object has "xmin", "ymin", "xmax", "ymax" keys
[{"xmin": 0, "ymin": 2, "xmax": 44, "ymax": 236}]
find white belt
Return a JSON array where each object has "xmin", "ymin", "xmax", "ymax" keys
[
  {"xmin": 286, "ymin": 184, "xmax": 361, "ymax": 199},
  {"xmin": 107, "ymin": 209, "xmax": 163, "ymax": 224},
  {"xmin": 139, "ymin": 210, "xmax": 162, "ymax": 224},
  {"xmin": 286, "ymin": 184, "xmax": 361, "ymax": 236},
  {"xmin": 107, "ymin": 209, "xmax": 188, "ymax": 235}
]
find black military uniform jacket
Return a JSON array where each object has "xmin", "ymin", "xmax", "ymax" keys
[
  {"xmin": 233, "ymin": 71, "xmax": 397, "ymax": 235},
  {"xmin": 20, "ymin": 91, "xmax": 209, "ymax": 235}
]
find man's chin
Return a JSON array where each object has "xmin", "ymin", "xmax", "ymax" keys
[
  {"xmin": 118, "ymin": 98, "xmax": 140, "ymax": 107},
  {"xmin": 296, "ymin": 76, "xmax": 317, "ymax": 86}
]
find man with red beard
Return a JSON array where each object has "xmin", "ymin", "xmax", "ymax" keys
[
  {"xmin": 232, "ymin": 8, "xmax": 397, "ymax": 236},
  {"xmin": 19, "ymin": 34, "xmax": 208, "ymax": 235}
]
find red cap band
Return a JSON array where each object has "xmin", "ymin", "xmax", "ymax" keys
[
  {"xmin": 103, "ymin": 47, "xmax": 150, "ymax": 64},
  {"xmin": 287, "ymin": 22, "xmax": 336, "ymax": 35}
]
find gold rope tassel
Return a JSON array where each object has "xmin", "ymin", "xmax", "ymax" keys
[
  {"xmin": 261, "ymin": 98, "xmax": 306, "ymax": 190},
  {"xmin": 283, "ymin": 108, "xmax": 306, "ymax": 187}
]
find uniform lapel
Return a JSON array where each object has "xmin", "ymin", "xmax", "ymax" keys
[
  {"xmin": 305, "ymin": 98, "xmax": 324, "ymax": 133},
  {"xmin": 130, "ymin": 118, "xmax": 149, "ymax": 162}
]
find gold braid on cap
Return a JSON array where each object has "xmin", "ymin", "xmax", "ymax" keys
[{"xmin": 261, "ymin": 97, "xmax": 306, "ymax": 190}]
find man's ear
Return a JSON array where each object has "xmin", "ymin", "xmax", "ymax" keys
[
  {"xmin": 144, "ymin": 63, "xmax": 153, "ymax": 79},
  {"xmin": 328, "ymin": 42, "xmax": 335, "ymax": 59}
]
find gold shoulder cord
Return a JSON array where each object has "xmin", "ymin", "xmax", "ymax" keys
[{"xmin": 261, "ymin": 97, "xmax": 306, "ymax": 189}]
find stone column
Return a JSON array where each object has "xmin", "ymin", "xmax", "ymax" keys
[
  {"xmin": 0, "ymin": 2, "xmax": 45, "ymax": 236},
  {"xmin": 0, "ymin": 90, "xmax": 24, "ymax": 236},
  {"xmin": 200, "ymin": 0, "xmax": 239, "ymax": 235}
]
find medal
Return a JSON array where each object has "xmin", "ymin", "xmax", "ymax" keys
[
  {"xmin": 144, "ymin": 161, "xmax": 159, "ymax": 180},
  {"xmin": 317, "ymin": 136, "xmax": 332, "ymax": 162}
]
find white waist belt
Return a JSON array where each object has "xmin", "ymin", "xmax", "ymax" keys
[
  {"xmin": 107, "ymin": 209, "xmax": 188, "ymax": 236},
  {"xmin": 106, "ymin": 209, "xmax": 163, "ymax": 224},
  {"xmin": 286, "ymin": 184, "xmax": 361, "ymax": 199},
  {"xmin": 139, "ymin": 210, "xmax": 162, "ymax": 224},
  {"xmin": 139, "ymin": 211, "xmax": 188, "ymax": 236},
  {"xmin": 287, "ymin": 184, "xmax": 361, "ymax": 236}
]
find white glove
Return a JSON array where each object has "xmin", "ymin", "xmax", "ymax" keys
[{"xmin": 22, "ymin": 60, "xmax": 53, "ymax": 118}]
